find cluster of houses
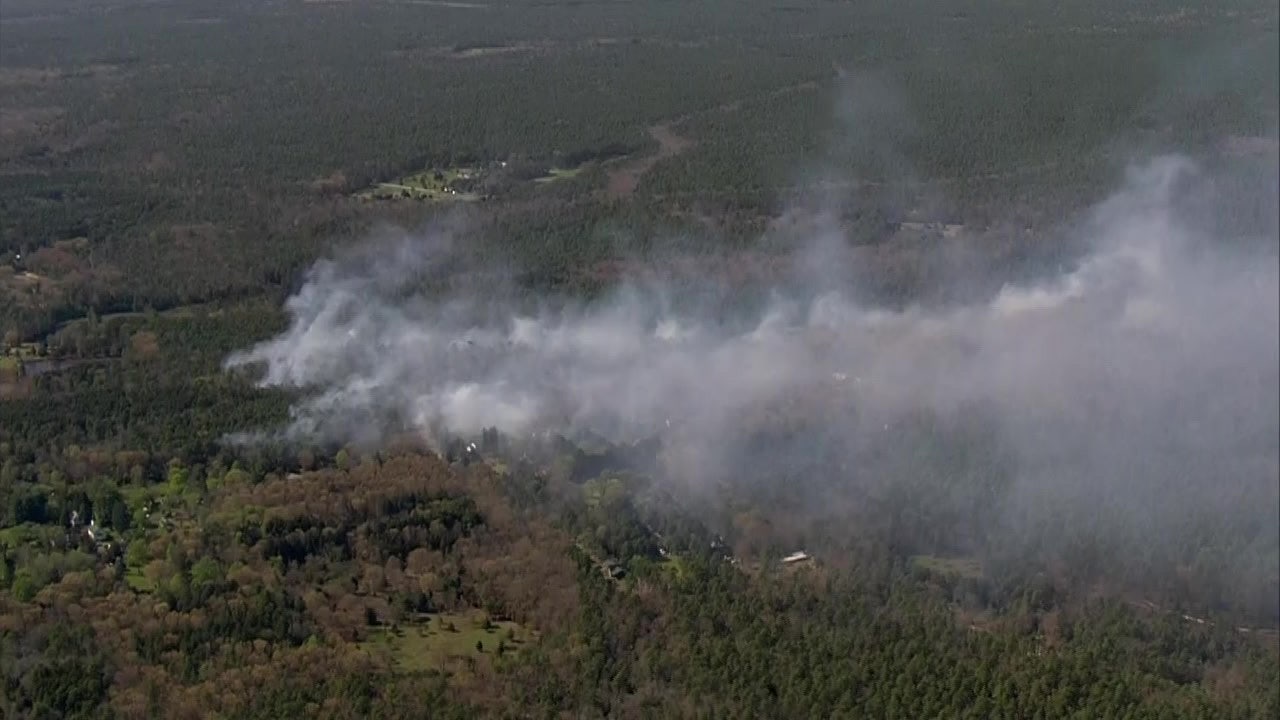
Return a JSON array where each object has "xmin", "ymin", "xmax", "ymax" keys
[
  {"xmin": 68, "ymin": 510, "xmax": 115, "ymax": 557},
  {"xmin": 65, "ymin": 503, "xmax": 170, "ymax": 559}
]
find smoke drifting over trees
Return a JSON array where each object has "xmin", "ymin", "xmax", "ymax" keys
[
  {"xmin": 227, "ymin": 150, "xmax": 1278, "ymax": 617},
  {"xmin": 229, "ymin": 155, "xmax": 1277, "ymax": 459},
  {"xmin": 227, "ymin": 61, "xmax": 1278, "ymax": 618}
]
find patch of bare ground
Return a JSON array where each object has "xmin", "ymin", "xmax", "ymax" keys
[
  {"xmin": 388, "ymin": 36, "xmax": 730, "ymax": 65},
  {"xmin": 397, "ymin": 0, "xmax": 488, "ymax": 7},
  {"xmin": 606, "ymin": 124, "xmax": 693, "ymax": 198},
  {"xmin": 310, "ymin": 170, "xmax": 350, "ymax": 195},
  {"xmin": 452, "ymin": 42, "xmax": 536, "ymax": 58},
  {"xmin": 129, "ymin": 331, "xmax": 161, "ymax": 359},
  {"xmin": 10, "ymin": 271, "xmax": 45, "ymax": 289},
  {"xmin": 390, "ymin": 41, "xmax": 547, "ymax": 60}
]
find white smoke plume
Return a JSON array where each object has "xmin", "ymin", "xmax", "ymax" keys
[
  {"xmin": 227, "ymin": 155, "xmax": 1276, "ymax": 458},
  {"xmin": 225, "ymin": 153, "xmax": 1278, "ymax": 613}
]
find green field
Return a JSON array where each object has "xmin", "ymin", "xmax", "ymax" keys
[
  {"xmin": 357, "ymin": 167, "xmax": 487, "ymax": 202},
  {"xmin": 360, "ymin": 611, "xmax": 534, "ymax": 672},
  {"xmin": 533, "ymin": 166, "xmax": 585, "ymax": 184},
  {"xmin": 912, "ymin": 554, "xmax": 985, "ymax": 581},
  {"xmin": 123, "ymin": 564, "xmax": 154, "ymax": 592},
  {"xmin": 1, "ymin": 343, "xmax": 44, "ymax": 364},
  {"xmin": 656, "ymin": 553, "xmax": 692, "ymax": 582}
]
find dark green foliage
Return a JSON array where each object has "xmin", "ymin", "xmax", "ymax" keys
[
  {"xmin": 538, "ymin": 552, "xmax": 1279, "ymax": 719},
  {"xmin": 2, "ymin": 623, "xmax": 112, "ymax": 720},
  {"xmin": 1, "ymin": 0, "xmax": 1275, "ymax": 339},
  {"xmin": 134, "ymin": 588, "xmax": 313, "ymax": 677}
]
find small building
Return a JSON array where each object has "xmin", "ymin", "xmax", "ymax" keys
[{"xmin": 781, "ymin": 551, "xmax": 812, "ymax": 565}]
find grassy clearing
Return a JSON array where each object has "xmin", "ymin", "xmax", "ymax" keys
[
  {"xmin": 356, "ymin": 166, "xmax": 485, "ymax": 202},
  {"xmin": 124, "ymin": 564, "xmax": 155, "ymax": 592},
  {"xmin": 360, "ymin": 610, "xmax": 535, "ymax": 672},
  {"xmin": 657, "ymin": 553, "xmax": 692, "ymax": 582},
  {"xmin": 1, "ymin": 343, "xmax": 45, "ymax": 367},
  {"xmin": 13, "ymin": 343, "xmax": 43, "ymax": 358},
  {"xmin": 533, "ymin": 166, "xmax": 583, "ymax": 184},
  {"xmin": 911, "ymin": 554, "xmax": 984, "ymax": 580}
]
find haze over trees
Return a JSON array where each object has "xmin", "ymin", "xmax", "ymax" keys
[{"xmin": 1, "ymin": 0, "xmax": 1278, "ymax": 717}]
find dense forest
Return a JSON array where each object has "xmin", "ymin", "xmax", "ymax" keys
[
  {"xmin": 2, "ymin": 0, "xmax": 1278, "ymax": 717},
  {"xmin": 2, "ymin": 0, "xmax": 1276, "ymax": 337}
]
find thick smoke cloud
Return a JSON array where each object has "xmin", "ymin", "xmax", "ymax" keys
[
  {"xmin": 227, "ymin": 155, "xmax": 1277, "ymax": 460},
  {"xmin": 225, "ymin": 151, "xmax": 1278, "ymax": 613}
]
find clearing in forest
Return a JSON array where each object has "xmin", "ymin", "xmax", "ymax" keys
[
  {"xmin": 533, "ymin": 166, "xmax": 585, "ymax": 184},
  {"xmin": 602, "ymin": 78, "xmax": 819, "ymax": 199},
  {"xmin": 360, "ymin": 611, "xmax": 535, "ymax": 672},
  {"xmin": 606, "ymin": 123, "xmax": 693, "ymax": 198},
  {"xmin": 355, "ymin": 166, "xmax": 487, "ymax": 202},
  {"xmin": 911, "ymin": 554, "xmax": 984, "ymax": 580}
]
